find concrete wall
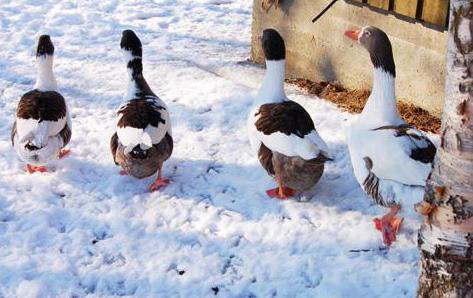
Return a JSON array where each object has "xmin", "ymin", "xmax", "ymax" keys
[{"xmin": 251, "ymin": 0, "xmax": 448, "ymax": 116}]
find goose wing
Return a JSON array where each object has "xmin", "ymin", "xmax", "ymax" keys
[
  {"xmin": 116, "ymin": 97, "xmax": 171, "ymax": 153},
  {"xmin": 252, "ymin": 100, "xmax": 329, "ymax": 160},
  {"xmin": 352, "ymin": 124, "xmax": 435, "ymax": 186},
  {"xmin": 14, "ymin": 90, "xmax": 68, "ymax": 147}
]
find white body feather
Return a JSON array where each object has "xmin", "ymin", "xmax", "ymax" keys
[
  {"xmin": 348, "ymin": 68, "xmax": 432, "ymax": 216},
  {"xmin": 247, "ymin": 60, "xmax": 329, "ymax": 160},
  {"xmin": 16, "ymin": 117, "xmax": 66, "ymax": 147},
  {"xmin": 14, "ymin": 132, "xmax": 65, "ymax": 165}
]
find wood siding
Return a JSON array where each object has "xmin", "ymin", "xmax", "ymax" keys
[{"xmin": 353, "ymin": 0, "xmax": 449, "ymax": 28}]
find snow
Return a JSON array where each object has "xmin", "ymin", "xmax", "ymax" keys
[{"xmin": 0, "ymin": 0, "xmax": 431, "ymax": 297}]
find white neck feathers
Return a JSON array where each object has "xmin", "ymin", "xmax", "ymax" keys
[
  {"xmin": 360, "ymin": 67, "xmax": 400, "ymax": 125},
  {"xmin": 256, "ymin": 60, "xmax": 286, "ymax": 104},
  {"xmin": 123, "ymin": 50, "xmax": 143, "ymax": 100},
  {"xmin": 34, "ymin": 55, "xmax": 57, "ymax": 92},
  {"xmin": 126, "ymin": 68, "xmax": 138, "ymax": 100}
]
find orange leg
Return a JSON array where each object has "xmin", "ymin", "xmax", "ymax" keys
[
  {"xmin": 27, "ymin": 164, "xmax": 48, "ymax": 174},
  {"xmin": 266, "ymin": 179, "xmax": 296, "ymax": 200},
  {"xmin": 148, "ymin": 166, "xmax": 171, "ymax": 192},
  {"xmin": 58, "ymin": 149, "xmax": 71, "ymax": 159},
  {"xmin": 119, "ymin": 170, "xmax": 128, "ymax": 176},
  {"xmin": 373, "ymin": 205, "xmax": 404, "ymax": 246}
]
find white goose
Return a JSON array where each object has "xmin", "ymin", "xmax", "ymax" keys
[
  {"xmin": 110, "ymin": 30, "xmax": 173, "ymax": 192},
  {"xmin": 248, "ymin": 28, "xmax": 330, "ymax": 200},
  {"xmin": 11, "ymin": 35, "xmax": 71, "ymax": 173},
  {"xmin": 345, "ymin": 26, "xmax": 436, "ymax": 246}
]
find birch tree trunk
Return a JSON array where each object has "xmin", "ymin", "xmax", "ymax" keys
[{"xmin": 417, "ymin": 1, "xmax": 473, "ymax": 297}]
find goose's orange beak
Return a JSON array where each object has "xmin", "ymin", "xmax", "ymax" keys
[{"xmin": 344, "ymin": 29, "xmax": 360, "ymax": 41}]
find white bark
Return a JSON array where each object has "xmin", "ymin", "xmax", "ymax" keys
[{"xmin": 417, "ymin": 1, "xmax": 473, "ymax": 297}]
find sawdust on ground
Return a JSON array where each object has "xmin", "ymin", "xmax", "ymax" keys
[{"xmin": 287, "ymin": 78, "xmax": 441, "ymax": 134}]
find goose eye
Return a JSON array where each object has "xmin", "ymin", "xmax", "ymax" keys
[{"xmin": 364, "ymin": 30, "xmax": 371, "ymax": 37}]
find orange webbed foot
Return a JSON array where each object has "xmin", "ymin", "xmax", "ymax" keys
[
  {"xmin": 58, "ymin": 149, "xmax": 71, "ymax": 159},
  {"xmin": 149, "ymin": 178, "xmax": 171, "ymax": 192},
  {"xmin": 119, "ymin": 170, "xmax": 128, "ymax": 176},
  {"xmin": 373, "ymin": 206, "xmax": 404, "ymax": 246},
  {"xmin": 266, "ymin": 186, "xmax": 296, "ymax": 200},
  {"xmin": 27, "ymin": 164, "xmax": 48, "ymax": 174}
]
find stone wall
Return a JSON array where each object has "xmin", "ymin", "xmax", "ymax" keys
[{"xmin": 251, "ymin": 0, "xmax": 448, "ymax": 116}]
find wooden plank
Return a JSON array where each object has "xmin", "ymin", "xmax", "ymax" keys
[
  {"xmin": 367, "ymin": 0, "xmax": 389, "ymax": 10},
  {"xmin": 422, "ymin": 0, "xmax": 449, "ymax": 26},
  {"xmin": 393, "ymin": 0, "xmax": 418, "ymax": 18}
]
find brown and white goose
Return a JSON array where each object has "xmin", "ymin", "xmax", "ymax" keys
[
  {"xmin": 345, "ymin": 26, "xmax": 436, "ymax": 246},
  {"xmin": 11, "ymin": 35, "xmax": 71, "ymax": 173},
  {"xmin": 248, "ymin": 28, "xmax": 330, "ymax": 200},
  {"xmin": 110, "ymin": 30, "xmax": 173, "ymax": 192}
]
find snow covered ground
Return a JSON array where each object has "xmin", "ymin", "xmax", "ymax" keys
[{"xmin": 0, "ymin": 1, "xmax": 431, "ymax": 297}]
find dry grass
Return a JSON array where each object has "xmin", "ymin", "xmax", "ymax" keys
[{"xmin": 286, "ymin": 78, "xmax": 441, "ymax": 134}]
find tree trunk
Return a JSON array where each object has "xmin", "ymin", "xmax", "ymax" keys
[{"xmin": 417, "ymin": 1, "xmax": 473, "ymax": 297}]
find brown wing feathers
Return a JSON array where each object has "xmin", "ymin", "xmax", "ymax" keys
[
  {"xmin": 13, "ymin": 91, "xmax": 69, "ymax": 148},
  {"xmin": 117, "ymin": 99, "xmax": 165, "ymax": 129},
  {"xmin": 410, "ymin": 143, "xmax": 436, "ymax": 164},
  {"xmin": 11, "ymin": 121, "xmax": 17, "ymax": 146},
  {"xmin": 59, "ymin": 123, "xmax": 71, "ymax": 147},
  {"xmin": 17, "ymin": 90, "xmax": 66, "ymax": 121},
  {"xmin": 255, "ymin": 101, "xmax": 314, "ymax": 138},
  {"xmin": 110, "ymin": 132, "xmax": 119, "ymax": 165},
  {"xmin": 112, "ymin": 98, "xmax": 169, "ymax": 165},
  {"xmin": 258, "ymin": 143, "xmax": 275, "ymax": 176}
]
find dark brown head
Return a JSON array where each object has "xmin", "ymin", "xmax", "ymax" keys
[
  {"xmin": 121, "ymin": 30, "xmax": 142, "ymax": 57},
  {"xmin": 36, "ymin": 35, "xmax": 54, "ymax": 57},
  {"xmin": 261, "ymin": 28, "xmax": 285, "ymax": 61},
  {"xmin": 345, "ymin": 26, "xmax": 395, "ymax": 77}
]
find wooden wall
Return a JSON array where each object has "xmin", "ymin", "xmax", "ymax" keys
[{"xmin": 348, "ymin": 0, "xmax": 449, "ymax": 28}]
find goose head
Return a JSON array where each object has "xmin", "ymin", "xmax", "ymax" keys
[{"xmin": 345, "ymin": 26, "xmax": 395, "ymax": 77}]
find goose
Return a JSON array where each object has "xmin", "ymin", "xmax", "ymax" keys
[
  {"xmin": 345, "ymin": 26, "xmax": 436, "ymax": 246},
  {"xmin": 110, "ymin": 30, "xmax": 173, "ymax": 192},
  {"xmin": 247, "ymin": 28, "xmax": 330, "ymax": 200},
  {"xmin": 11, "ymin": 35, "xmax": 71, "ymax": 173}
]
